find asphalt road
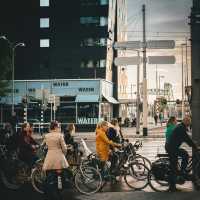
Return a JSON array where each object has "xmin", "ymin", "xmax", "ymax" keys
[
  {"xmin": 0, "ymin": 126, "xmax": 195, "ymax": 199},
  {"xmin": 1, "ymin": 185, "xmax": 199, "ymax": 200}
]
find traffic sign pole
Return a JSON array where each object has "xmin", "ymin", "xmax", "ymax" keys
[{"xmin": 142, "ymin": 4, "xmax": 148, "ymax": 136}]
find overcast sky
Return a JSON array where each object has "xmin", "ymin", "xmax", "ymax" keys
[{"xmin": 125, "ymin": 0, "xmax": 192, "ymax": 101}]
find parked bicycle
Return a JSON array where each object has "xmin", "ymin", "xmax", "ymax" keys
[
  {"xmin": 0, "ymin": 144, "xmax": 45, "ymax": 193},
  {"xmin": 81, "ymin": 139, "xmax": 150, "ymax": 191},
  {"xmin": 148, "ymin": 149, "xmax": 200, "ymax": 192}
]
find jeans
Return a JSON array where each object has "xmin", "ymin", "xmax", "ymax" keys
[{"xmin": 165, "ymin": 145, "xmax": 189, "ymax": 189}]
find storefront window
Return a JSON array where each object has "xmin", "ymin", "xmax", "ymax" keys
[
  {"xmin": 100, "ymin": 103, "xmax": 111, "ymax": 121},
  {"xmin": 78, "ymin": 103, "xmax": 98, "ymax": 118},
  {"xmin": 56, "ymin": 103, "xmax": 76, "ymax": 123}
]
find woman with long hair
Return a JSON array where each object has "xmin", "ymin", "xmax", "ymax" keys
[
  {"xmin": 42, "ymin": 121, "xmax": 70, "ymax": 200},
  {"xmin": 18, "ymin": 122, "xmax": 38, "ymax": 166}
]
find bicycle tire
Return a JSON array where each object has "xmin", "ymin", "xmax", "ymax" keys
[
  {"xmin": 31, "ymin": 166, "xmax": 46, "ymax": 194},
  {"xmin": 148, "ymin": 169, "xmax": 170, "ymax": 192},
  {"xmin": 129, "ymin": 154, "xmax": 152, "ymax": 170},
  {"xmin": 74, "ymin": 166, "xmax": 102, "ymax": 195},
  {"xmin": 124, "ymin": 162, "xmax": 149, "ymax": 190}
]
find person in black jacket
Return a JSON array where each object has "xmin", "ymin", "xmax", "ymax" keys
[
  {"xmin": 64, "ymin": 123, "xmax": 77, "ymax": 147},
  {"xmin": 165, "ymin": 115, "xmax": 197, "ymax": 191},
  {"xmin": 18, "ymin": 123, "xmax": 39, "ymax": 167}
]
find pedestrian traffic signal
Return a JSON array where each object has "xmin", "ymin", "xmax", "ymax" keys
[{"xmin": 176, "ymin": 99, "xmax": 181, "ymax": 104}]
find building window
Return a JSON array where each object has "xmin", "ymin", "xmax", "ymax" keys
[
  {"xmin": 80, "ymin": 38, "xmax": 107, "ymax": 47},
  {"xmin": 100, "ymin": 38, "xmax": 107, "ymax": 46},
  {"xmin": 40, "ymin": 39, "xmax": 50, "ymax": 47},
  {"xmin": 100, "ymin": 17, "xmax": 108, "ymax": 26},
  {"xmin": 40, "ymin": 18, "xmax": 49, "ymax": 28},
  {"xmin": 80, "ymin": 17, "xmax": 99, "ymax": 25},
  {"xmin": 28, "ymin": 88, "xmax": 36, "ymax": 92},
  {"xmin": 80, "ymin": 16, "xmax": 108, "ymax": 27},
  {"xmin": 40, "ymin": 0, "xmax": 49, "ymax": 7},
  {"xmin": 100, "ymin": 0, "xmax": 108, "ymax": 5},
  {"xmin": 99, "ymin": 59, "xmax": 106, "ymax": 68},
  {"xmin": 80, "ymin": 59, "xmax": 106, "ymax": 68},
  {"xmin": 80, "ymin": 0, "xmax": 108, "ymax": 6}
]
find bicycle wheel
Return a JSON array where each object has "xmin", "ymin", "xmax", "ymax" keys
[
  {"xmin": 124, "ymin": 162, "xmax": 149, "ymax": 190},
  {"xmin": 31, "ymin": 166, "xmax": 46, "ymax": 194},
  {"xmin": 74, "ymin": 166, "xmax": 102, "ymax": 195},
  {"xmin": 129, "ymin": 154, "xmax": 151, "ymax": 170},
  {"xmin": 148, "ymin": 169, "xmax": 170, "ymax": 192}
]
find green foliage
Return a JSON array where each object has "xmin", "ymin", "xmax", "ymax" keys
[{"xmin": 0, "ymin": 39, "xmax": 12, "ymax": 97}]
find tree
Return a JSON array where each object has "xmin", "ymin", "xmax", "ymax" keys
[{"xmin": 0, "ymin": 38, "xmax": 12, "ymax": 97}]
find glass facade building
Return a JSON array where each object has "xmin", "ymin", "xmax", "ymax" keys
[{"xmin": 0, "ymin": 0, "xmax": 127, "ymax": 127}]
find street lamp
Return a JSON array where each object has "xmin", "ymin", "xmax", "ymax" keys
[
  {"xmin": 0, "ymin": 36, "xmax": 25, "ymax": 116},
  {"xmin": 158, "ymin": 75, "xmax": 165, "ymax": 96},
  {"xmin": 181, "ymin": 43, "xmax": 186, "ymax": 119}
]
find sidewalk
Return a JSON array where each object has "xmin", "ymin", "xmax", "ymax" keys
[
  {"xmin": 33, "ymin": 124, "xmax": 166, "ymax": 141},
  {"xmin": 79, "ymin": 191, "xmax": 200, "ymax": 200}
]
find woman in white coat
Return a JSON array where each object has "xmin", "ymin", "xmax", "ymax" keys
[
  {"xmin": 42, "ymin": 121, "xmax": 69, "ymax": 171},
  {"xmin": 42, "ymin": 121, "xmax": 69, "ymax": 200}
]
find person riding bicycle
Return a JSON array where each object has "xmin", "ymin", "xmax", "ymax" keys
[
  {"xmin": 64, "ymin": 123, "xmax": 83, "ymax": 164},
  {"xmin": 96, "ymin": 121, "xmax": 121, "ymax": 177},
  {"xmin": 107, "ymin": 118, "xmax": 124, "ymax": 143},
  {"xmin": 42, "ymin": 121, "xmax": 71, "ymax": 200},
  {"xmin": 165, "ymin": 116, "xmax": 177, "ymax": 141},
  {"xmin": 165, "ymin": 115, "xmax": 197, "ymax": 191},
  {"xmin": 64, "ymin": 123, "xmax": 78, "ymax": 149},
  {"xmin": 18, "ymin": 122, "xmax": 39, "ymax": 167}
]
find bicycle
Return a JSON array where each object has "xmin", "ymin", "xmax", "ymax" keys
[
  {"xmin": 32, "ymin": 143, "xmax": 102, "ymax": 195},
  {"xmin": 81, "ymin": 139, "xmax": 150, "ymax": 191},
  {"xmin": 0, "ymin": 144, "xmax": 45, "ymax": 193},
  {"xmin": 148, "ymin": 149, "xmax": 200, "ymax": 192}
]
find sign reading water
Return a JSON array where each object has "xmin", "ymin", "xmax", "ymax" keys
[{"xmin": 77, "ymin": 118, "xmax": 98, "ymax": 124}]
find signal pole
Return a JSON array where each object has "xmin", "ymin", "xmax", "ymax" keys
[{"xmin": 142, "ymin": 4, "xmax": 148, "ymax": 136}]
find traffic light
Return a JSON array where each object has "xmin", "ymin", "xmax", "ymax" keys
[
  {"xmin": 139, "ymin": 102, "xmax": 143, "ymax": 112},
  {"xmin": 176, "ymin": 99, "xmax": 181, "ymax": 104}
]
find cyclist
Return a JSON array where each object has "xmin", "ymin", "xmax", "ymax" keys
[
  {"xmin": 165, "ymin": 116, "xmax": 177, "ymax": 142},
  {"xmin": 64, "ymin": 123, "xmax": 77, "ymax": 148},
  {"xmin": 18, "ymin": 122, "xmax": 39, "ymax": 167},
  {"xmin": 42, "ymin": 121, "xmax": 70, "ymax": 200},
  {"xmin": 107, "ymin": 118, "xmax": 124, "ymax": 143},
  {"xmin": 64, "ymin": 123, "xmax": 83, "ymax": 164},
  {"xmin": 96, "ymin": 121, "xmax": 121, "ymax": 176},
  {"xmin": 165, "ymin": 115, "xmax": 197, "ymax": 191}
]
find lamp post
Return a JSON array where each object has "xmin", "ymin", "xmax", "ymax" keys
[
  {"xmin": 1, "ymin": 36, "xmax": 25, "ymax": 116},
  {"xmin": 11, "ymin": 42, "xmax": 25, "ymax": 116},
  {"xmin": 181, "ymin": 43, "xmax": 186, "ymax": 119}
]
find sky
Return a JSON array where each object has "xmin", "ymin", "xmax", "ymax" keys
[{"xmin": 125, "ymin": 0, "xmax": 192, "ymax": 102}]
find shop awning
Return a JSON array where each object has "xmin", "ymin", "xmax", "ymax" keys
[
  {"xmin": 103, "ymin": 95, "xmax": 119, "ymax": 104},
  {"xmin": 75, "ymin": 95, "xmax": 99, "ymax": 103}
]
